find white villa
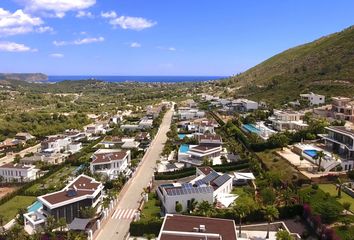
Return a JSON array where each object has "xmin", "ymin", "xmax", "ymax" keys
[
  {"xmin": 269, "ymin": 110, "xmax": 308, "ymax": 131},
  {"xmin": 90, "ymin": 149, "xmax": 131, "ymax": 179},
  {"xmin": 41, "ymin": 135, "xmax": 72, "ymax": 153},
  {"xmin": 177, "ymin": 108, "xmax": 205, "ymax": 120},
  {"xmin": 24, "ymin": 175, "xmax": 104, "ymax": 234},
  {"xmin": 300, "ymin": 92, "xmax": 325, "ymax": 106},
  {"xmin": 157, "ymin": 167, "xmax": 233, "ymax": 214},
  {"xmin": 0, "ymin": 163, "xmax": 39, "ymax": 182}
]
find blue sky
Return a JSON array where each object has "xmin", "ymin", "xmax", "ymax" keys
[{"xmin": 0, "ymin": 0, "xmax": 353, "ymax": 76}]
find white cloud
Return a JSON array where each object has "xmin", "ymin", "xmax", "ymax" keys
[
  {"xmin": 36, "ymin": 26, "xmax": 53, "ymax": 33},
  {"xmin": 0, "ymin": 8, "xmax": 43, "ymax": 36},
  {"xmin": 130, "ymin": 42, "xmax": 141, "ymax": 48},
  {"xmin": 50, "ymin": 53, "xmax": 64, "ymax": 58},
  {"xmin": 0, "ymin": 41, "xmax": 36, "ymax": 52},
  {"xmin": 101, "ymin": 11, "xmax": 117, "ymax": 19},
  {"xmin": 76, "ymin": 10, "xmax": 94, "ymax": 18},
  {"xmin": 102, "ymin": 11, "xmax": 156, "ymax": 31},
  {"xmin": 53, "ymin": 36, "xmax": 104, "ymax": 46},
  {"xmin": 109, "ymin": 16, "xmax": 156, "ymax": 30},
  {"xmin": 157, "ymin": 46, "xmax": 177, "ymax": 51},
  {"xmin": 22, "ymin": 0, "xmax": 96, "ymax": 18}
]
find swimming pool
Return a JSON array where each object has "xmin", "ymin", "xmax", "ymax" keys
[
  {"xmin": 179, "ymin": 144, "xmax": 190, "ymax": 153},
  {"xmin": 178, "ymin": 134, "xmax": 186, "ymax": 139},
  {"xmin": 242, "ymin": 124, "xmax": 261, "ymax": 134},
  {"xmin": 303, "ymin": 149, "xmax": 318, "ymax": 158},
  {"xmin": 28, "ymin": 201, "xmax": 42, "ymax": 213}
]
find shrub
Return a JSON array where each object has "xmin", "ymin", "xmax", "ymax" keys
[{"xmin": 129, "ymin": 219, "xmax": 163, "ymax": 236}]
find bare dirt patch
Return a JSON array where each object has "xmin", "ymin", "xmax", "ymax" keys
[{"xmin": 0, "ymin": 186, "xmax": 17, "ymax": 199}]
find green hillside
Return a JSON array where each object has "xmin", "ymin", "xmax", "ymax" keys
[{"xmin": 224, "ymin": 25, "xmax": 354, "ymax": 104}]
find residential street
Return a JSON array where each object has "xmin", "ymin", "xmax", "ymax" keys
[
  {"xmin": 0, "ymin": 143, "xmax": 40, "ymax": 166},
  {"xmin": 96, "ymin": 107, "xmax": 174, "ymax": 240}
]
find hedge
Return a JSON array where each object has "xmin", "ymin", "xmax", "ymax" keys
[
  {"xmin": 129, "ymin": 219, "xmax": 163, "ymax": 236},
  {"xmin": 154, "ymin": 161, "xmax": 250, "ymax": 180}
]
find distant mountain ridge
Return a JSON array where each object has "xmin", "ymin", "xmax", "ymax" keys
[
  {"xmin": 223, "ymin": 25, "xmax": 354, "ymax": 103},
  {"xmin": 0, "ymin": 73, "xmax": 48, "ymax": 82}
]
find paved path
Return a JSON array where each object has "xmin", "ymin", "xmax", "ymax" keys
[
  {"xmin": 96, "ymin": 107, "xmax": 173, "ymax": 240},
  {"xmin": 0, "ymin": 143, "xmax": 40, "ymax": 166}
]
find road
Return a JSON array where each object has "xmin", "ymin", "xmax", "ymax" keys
[
  {"xmin": 96, "ymin": 107, "xmax": 174, "ymax": 240},
  {"xmin": 0, "ymin": 143, "xmax": 40, "ymax": 166}
]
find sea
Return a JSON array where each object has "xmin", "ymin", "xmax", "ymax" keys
[{"xmin": 47, "ymin": 75, "xmax": 226, "ymax": 83}]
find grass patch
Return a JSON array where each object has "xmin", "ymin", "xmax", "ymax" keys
[
  {"xmin": 25, "ymin": 166, "xmax": 76, "ymax": 195},
  {"xmin": 319, "ymin": 184, "xmax": 354, "ymax": 212},
  {"xmin": 0, "ymin": 195, "xmax": 36, "ymax": 222},
  {"xmin": 140, "ymin": 193, "xmax": 161, "ymax": 220},
  {"xmin": 256, "ymin": 149, "xmax": 304, "ymax": 182}
]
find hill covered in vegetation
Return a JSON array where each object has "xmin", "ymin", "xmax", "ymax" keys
[
  {"xmin": 0, "ymin": 73, "xmax": 47, "ymax": 82},
  {"xmin": 219, "ymin": 25, "xmax": 354, "ymax": 104}
]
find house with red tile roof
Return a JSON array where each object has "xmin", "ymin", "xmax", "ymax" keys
[
  {"xmin": 90, "ymin": 149, "xmax": 131, "ymax": 179},
  {"xmin": 25, "ymin": 175, "xmax": 104, "ymax": 232}
]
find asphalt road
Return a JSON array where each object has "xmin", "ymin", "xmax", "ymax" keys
[
  {"xmin": 96, "ymin": 107, "xmax": 173, "ymax": 240},
  {"xmin": 0, "ymin": 143, "xmax": 40, "ymax": 166}
]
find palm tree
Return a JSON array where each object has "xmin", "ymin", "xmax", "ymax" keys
[
  {"xmin": 102, "ymin": 197, "xmax": 111, "ymax": 210},
  {"xmin": 195, "ymin": 201, "xmax": 214, "ymax": 217},
  {"xmin": 57, "ymin": 218, "xmax": 67, "ymax": 232},
  {"xmin": 0, "ymin": 214, "xmax": 5, "ymax": 233},
  {"xmin": 233, "ymin": 198, "xmax": 254, "ymax": 237},
  {"xmin": 337, "ymin": 178, "xmax": 343, "ymax": 198},
  {"xmin": 263, "ymin": 205, "xmax": 279, "ymax": 239},
  {"xmin": 314, "ymin": 151, "xmax": 325, "ymax": 172}
]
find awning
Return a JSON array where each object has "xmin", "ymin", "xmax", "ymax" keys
[{"xmin": 68, "ymin": 218, "xmax": 91, "ymax": 231}]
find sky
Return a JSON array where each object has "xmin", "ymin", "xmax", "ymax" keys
[{"xmin": 0, "ymin": 0, "xmax": 353, "ymax": 76}]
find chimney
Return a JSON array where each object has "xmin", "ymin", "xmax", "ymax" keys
[{"xmin": 199, "ymin": 225, "xmax": 206, "ymax": 232}]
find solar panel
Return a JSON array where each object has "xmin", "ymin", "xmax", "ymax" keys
[
  {"xmin": 182, "ymin": 183, "xmax": 193, "ymax": 189},
  {"xmin": 202, "ymin": 171, "xmax": 219, "ymax": 183},
  {"xmin": 213, "ymin": 174, "xmax": 231, "ymax": 187}
]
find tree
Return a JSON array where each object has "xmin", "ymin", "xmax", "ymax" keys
[
  {"xmin": 0, "ymin": 214, "xmax": 5, "ymax": 233},
  {"xmin": 263, "ymin": 205, "xmax": 279, "ymax": 239},
  {"xmin": 79, "ymin": 206, "xmax": 96, "ymax": 218},
  {"xmin": 13, "ymin": 154, "xmax": 21, "ymax": 164},
  {"xmin": 195, "ymin": 201, "xmax": 214, "ymax": 217},
  {"xmin": 57, "ymin": 217, "xmax": 67, "ymax": 232},
  {"xmin": 276, "ymin": 229, "xmax": 293, "ymax": 240},
  {"xmin": 260, "ymin": 188, "xmax": 276, "ymax": 205},
  {"xmin": 187, "ymin": 198, "xmax": 198, "ymax": 213},
  {"xmin": 15, "ymin": 208, "xmax": 27, "ymax": 225},
  {"xmin": 313, "ymin": 151, "xmax": 325, "ymax": 172},
  {"xmin": 336, "ymin": 178, "xmax": 343, "ymax": 198},
  {"xmin": 267, "ymin": 133, "xmax": 289, "ymax": 150},
  {"xmin": 233, "ymin": 197, "xmax": 255, "ymax": 237},
  {"xmin": 175, "ymin": 202, "xmax": 183, "ymax": 213}
]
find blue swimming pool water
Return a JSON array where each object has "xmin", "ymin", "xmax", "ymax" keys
[
  {"xmin": 304, "ymin": 149, "xmax": 318, "ymax": 158},
  {"xmin": 28, "ymin": 201, "xmax": 42, "ymax": 213},
  {"xmin": 178, "ymin": 134, "xmax": 186, "ymax": 139},
  {"xmin": 243, "ymin": 124, "xmax": 261, "ymax": 134},
  {"xmin": 179, "ymin": 144, "xmax": 190, "ymax": 153}
]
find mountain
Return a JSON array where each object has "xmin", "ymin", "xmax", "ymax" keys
[
  {"xmin": 0, "ymin": 73, "xmax": 48, "ymax": 82},
  {"xmin": 222, "ymin": 25, "xmax": 354, "ymax": 104}
]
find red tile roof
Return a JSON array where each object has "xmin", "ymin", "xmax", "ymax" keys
[
  {"xmin": 92, "ymin": 151, "xmax": 128, "ymax": 164},
  {"xmin": 40, "ymin": 175, "xmax": 102, "ymax": 206}
]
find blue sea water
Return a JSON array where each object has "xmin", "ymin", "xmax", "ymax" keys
[{"xmin": 48, "ymin": 75, "xmax": 225, "ymax": 83}]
